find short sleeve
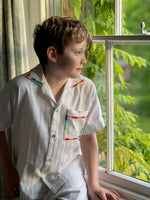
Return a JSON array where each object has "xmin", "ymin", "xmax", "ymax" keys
[
  {"xmin": 0, "ymin": 80, "xmax": 17, "ymax": 131},
  {"xmin": 83, "ymin": 83, "xmax": 105, "ymax": 135}
]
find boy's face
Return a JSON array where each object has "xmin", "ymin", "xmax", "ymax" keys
[{"xmin": 56, "ymin": 39, "xmax": 87, "ymax": 79}]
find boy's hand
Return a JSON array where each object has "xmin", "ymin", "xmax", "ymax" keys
[
  {"xmin": 87, "ymin": 182, "xmax": 120, "ymax": 200},
  {"xmin": 3, "ymin": 165, "xmax": 20, "ymax": 199}
]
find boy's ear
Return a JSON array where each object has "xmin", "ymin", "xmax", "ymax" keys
[{"xmin": 47, "ymin": 46, "xmax": 57, "ymax": 63}]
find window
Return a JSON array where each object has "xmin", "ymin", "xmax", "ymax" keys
[
  {"xmin": 62, "ymin": 0, "xmax": 150, "ymax": 199},
  {"xmin": 95, "ymin": 35, "xmax": 150, "ymax": 200}
]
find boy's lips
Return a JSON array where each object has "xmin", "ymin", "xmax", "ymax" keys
[{"xmin": 76, "ymin": 68, "xmax": 83, "ymax": 70}]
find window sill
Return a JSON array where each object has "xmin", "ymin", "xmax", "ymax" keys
[{"xmin": 98, "ymin": 167, "xmax": 150, "ymax": 200}]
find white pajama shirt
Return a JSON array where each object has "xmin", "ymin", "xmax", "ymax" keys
[{"xmin": 0, "ymin": 64, "xmax": 105, "ymax": 199}]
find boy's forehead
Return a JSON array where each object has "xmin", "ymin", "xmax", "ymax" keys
[{"xmin": 67, "ymin": 40, "xmax": 87, "ymax": 49}]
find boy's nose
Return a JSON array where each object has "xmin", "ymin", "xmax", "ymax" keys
[{"xmin": 81, "ymin": 55, "xmax": 87, "ymax": 64}]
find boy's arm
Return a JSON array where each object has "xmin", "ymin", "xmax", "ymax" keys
[
  {"xmin": 0, "ymin": 131, "xmax": 20, "ymax": 198},
  {"xmin": 80, "ymin": 133, "xmax": 120, "ymax": 200},
  {"xmin": 0, "ymin": 131, "xmax": 13, "ymax": 170}
]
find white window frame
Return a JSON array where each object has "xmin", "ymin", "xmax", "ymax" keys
[
  {"xmin": 93, "ymin": 36, "xmax": 150, "ymax": 200},
  {"xmin": 93, "ymin": 0, "xmax": 150, "ymax": 199}
]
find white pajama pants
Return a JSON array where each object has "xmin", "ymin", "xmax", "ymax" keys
[
  {"xmin": 43, "ymin": 175, "xmax": 88, "ymax": 200},
  {"xmin": 20, "ymin": 174, "xmax": 88, "ymax": 200}
]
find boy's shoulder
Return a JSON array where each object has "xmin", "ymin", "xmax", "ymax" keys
[
  {"xmin": 7, "ymin": 72, "xmax": 29, "ymax": 90},
  {"xmin": 70, "ymin": 75, "xmax": 96, "ymax": 91},
  {"xmin": 80, "ymin": 75, "xmax": 94, "ymax": 85},
  {"xmin": 5, "ymin": 64, "xmax": 42, "ymax": 90}
]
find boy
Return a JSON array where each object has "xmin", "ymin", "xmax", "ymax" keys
[{"xmin": 0, "ymin": 16, "xmax": 120, "ymax": 200}]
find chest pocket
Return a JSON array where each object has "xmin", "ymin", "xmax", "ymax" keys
[{"xmin": 63, "ymin": 109, "xmax": 88, "ymax": 140}]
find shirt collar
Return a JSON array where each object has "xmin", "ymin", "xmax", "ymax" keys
[
  {"xmin": 27, "ymin": 64, "xmax": 85, "ymax": 88},
  {"xmin": 27, "ymin": 64, "xmax": 45, "ymax": 85},
  {"xmin": 27, "ymin": 64, "xmax": 85, "ymax": 103}
]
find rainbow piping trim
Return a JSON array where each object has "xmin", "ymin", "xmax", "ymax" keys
[
  {"xmin": 27, "ymin": 70, "xmax": 44, "ymax": 85},
  {"xmin": 70, "ymin": 79, "xmax": 84, "ymax": 88},
  {"xmin": 63, "ymin": 110, "xmax": 88, "ymax": 140}
]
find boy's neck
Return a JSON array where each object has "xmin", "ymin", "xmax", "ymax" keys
[{"xmin": 43, "ymin": 64, "xmax": 68, "ymax": 102}]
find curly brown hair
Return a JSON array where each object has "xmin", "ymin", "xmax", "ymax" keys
[{"xmin": 33, "ymin": 16, "xmax": 92, "ymax": 65}]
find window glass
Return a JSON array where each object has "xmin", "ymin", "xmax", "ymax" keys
[
  {"xmin": 123, "ymin": 0, "xmax": 150, "ymax": 35},
  {"xmin": 62, "ymin": 0, "xmax": 115, "ymax": 35},
  {"xmin": 83, "ymin": 44, "xmax": 107, "ymax": 168},
  {"xmin": 113, "ymin": 44, "xmax": 150, "ymax": 182}
]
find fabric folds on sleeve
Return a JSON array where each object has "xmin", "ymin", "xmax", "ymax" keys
[{"xmin": 83, "ymin": 83, "xmax": 105, "ymax": 135}]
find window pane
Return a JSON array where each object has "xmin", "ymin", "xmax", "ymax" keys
[
  {"xmin": 62, "ymin": 0, "xmax": 115, "ymax": 35},
  {"xmin": 123, "ymin": 0, "xmax": 150, "ymax": 35},
  {"xmin": 113, "ymin": 44, "xmax": 150, "ymax": 182},
  {"xmin": 82, "ymin": 44, "xmax": 107, "ymax": 168}
]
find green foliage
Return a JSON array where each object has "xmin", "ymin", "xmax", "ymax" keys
[
  {"xmin": 70, "ymin": 0, "xmax": 82, "ymax": 19},
  {"xmin": 69, "ymin": 0, "xmax": 150, "ymax": 182},
  {"xmin": 114, "ymin": 48, "xmax": 148, "ymax": 68},
  {"xmin": 122, "ymin": 0, "xmax": 150, "ymax": 121},
  {"xmin": 123, "ymin": 0, "xmax": 150, "ymax": 35}
]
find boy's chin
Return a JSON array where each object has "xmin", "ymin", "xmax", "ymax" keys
[{"xmin": 68, "ymin": 73, "xmax": 81, "ymax": 79}]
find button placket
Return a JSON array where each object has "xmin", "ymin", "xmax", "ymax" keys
[
  {"xmin": 51, "ymin": 108, "xmax": 57, "ymax": 139},
  {"xmin": 43, "ymin": 106, "xmax": 59, "ymax": 170}
]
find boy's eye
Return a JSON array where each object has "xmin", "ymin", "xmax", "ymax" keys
[
  {"xmin": 75, "ymin": 51, "xmax": 82, "ymax": 55},
  {"xmin": 73, "ymin": 50, "xmax": 89, "ymax": 60}
]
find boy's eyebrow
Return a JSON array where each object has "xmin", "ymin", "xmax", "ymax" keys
[{"xmin": 73, "ymin": 47, "xmax": 86, "ymax": 51}]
